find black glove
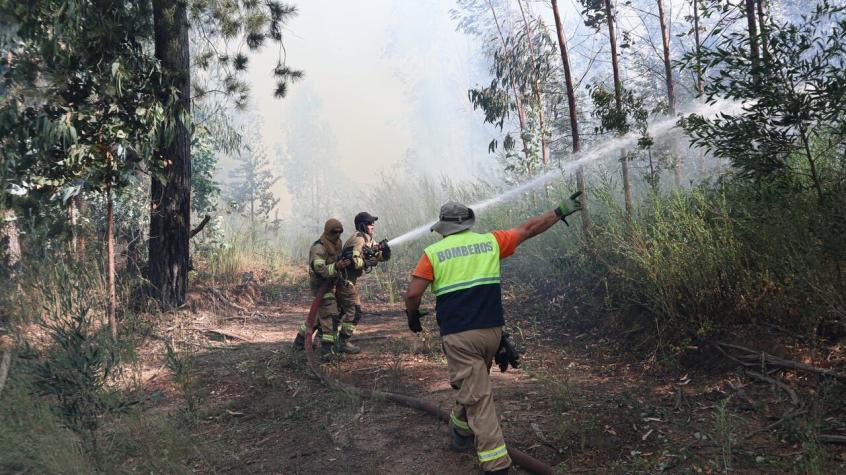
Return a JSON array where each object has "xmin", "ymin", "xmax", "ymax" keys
[
  {"xmin": 405, "ymin": 308, "xmax": 428, "ymax": 333},
  {"xmin": 379, "ymin": 238, "xmax": 391, "ymax": 260},
  {"xmin": 494, "ymin": 332, "xmax": 521, "ymax": 372}
]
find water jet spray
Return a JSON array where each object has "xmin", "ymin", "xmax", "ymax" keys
[{"xmin": 387, "ymin": 100, "xmax": 741, "ymax": 249}]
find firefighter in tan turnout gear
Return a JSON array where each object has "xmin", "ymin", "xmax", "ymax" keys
[
  {"xmin": 404, "ymin": 195, "xmax": 582, "ymax": 474},
  {"xmin": 335, "ymin": 211, "xmax": 391, "ymax": 354},
  {"xmin": 293, "ymin": 218, "xmax": 352, "ymax": 358}
]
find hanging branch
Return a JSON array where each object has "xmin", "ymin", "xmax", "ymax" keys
[{"xmin": 190, "ymin": 214, "xmax": 212, "ymax": 238}]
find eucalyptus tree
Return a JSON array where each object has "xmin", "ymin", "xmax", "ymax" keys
[
  {"xmin": 680, "ymin": 1, "xmax": 846, "ymax": 205},
  {"xmin": 579, "ymin": 0, "xmax": 633, "ymax": 214},
  {"xmin": 483, "ymin": 0, "xmax": 534, "ymax": 172},
  {"xmin": 618, "ymin": 0, "xmax": 684, "ymax": 185},
  {"xmin": 516, "ymin": 0, "xmax": 549, "ymax": 168},
  {"xmin": 0, "ymin": 0, "xmax": 170, "ymax": 338},
  {"xmin": 691, "ymin": 0, "xmax": 704, "ymax": 94},
  {"xmin": 744, "ymin": 0, "xmax": 760, "ymax": 78},
  {"xmin": 550, "ymin": 0, "xmax": 590, "ymax": 231},
  {"xmin": 454, "ymin": 0, "xmax": 558, "ymax": 178},
  {"xmin": 679, "ymin": 0, "xmax": 846, "ymax": 298},
  {"xmin": 656, "ymin": 0, "xmax": 675, "ymax": 115}
]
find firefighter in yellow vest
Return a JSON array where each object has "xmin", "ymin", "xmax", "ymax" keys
[
  {"xmin": 293, "ymin": 218, "xmax": 352, "ymax": 358},
  {"xmin": 336, "ymin": 211, "xmax": 391, "ymax": 353},
  {"xmin": 404, "ymin": 195, "xmax": 582, "ymax": 474}
]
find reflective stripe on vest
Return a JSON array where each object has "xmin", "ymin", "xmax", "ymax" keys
[{"xmin": 424, "ymin": 231, "xmax": 500, "ymax": 297}]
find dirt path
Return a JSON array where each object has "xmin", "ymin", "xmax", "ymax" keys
[{"xmin": 139, "ymin": 279, "xmax": 846, "ymax": 474}]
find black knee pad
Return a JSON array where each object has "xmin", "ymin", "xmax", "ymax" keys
[{"xmin": 353, "ymin": 305, "xmax": 363, "ymax": 324}]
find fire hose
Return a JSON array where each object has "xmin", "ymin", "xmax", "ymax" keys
[{"xmin": 299, "ymin": 289, "xmax": 554, "ymax": 475}]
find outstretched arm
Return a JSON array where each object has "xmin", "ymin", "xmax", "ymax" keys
[
  {"xmin": 512, "ymin": 210, "xmax": 560, "ymax": 246},
  {"xmin": 512, "ymin": 192, "xmax": 583, "ymax": 246}
]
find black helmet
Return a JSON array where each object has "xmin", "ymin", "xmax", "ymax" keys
[{"xmin": 354, "ymin": 212, "xmax": 378, "ymax": 232}]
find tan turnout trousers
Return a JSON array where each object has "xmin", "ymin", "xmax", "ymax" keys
[
  {"xmin": 443, "ymin": 326, "xmax": 512, "ymax": 472},
  {"xmin": 335, "ymin": 279, "xmax": 361, "ymax": 338},
  {"xmin": 311, "ymin": 282, "xmax": 339, "ymax": 347}
]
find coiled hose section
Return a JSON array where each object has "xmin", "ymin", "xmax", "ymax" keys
[{"xmin": 302, "ymin": 284, "xmax": 554, "ymax": 475}]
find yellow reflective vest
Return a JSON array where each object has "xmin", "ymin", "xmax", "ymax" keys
[{"xmin": 423, "ymin": 231, "xmax": 504, "ymax": 335}]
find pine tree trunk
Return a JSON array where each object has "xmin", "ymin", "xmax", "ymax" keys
[
  {"xmin": 657, "ymin": 0, "xmax": 675, "ymax": 116},
  {"xmin": 487, "ymin": 0, "xmax": 533, "ymax": 174},
  {"xmin": 603, "ymin": 0, "xmax": 632, "ymax": 216},
  {"xmin": 149, "ymin": 0, "xmax": 191, "ymax": 309},
  {"xmin": 551, "ymin": 0, "xmax": 590, "ymax": 232},
  {"xmin": 693, "ymin": 0, "xmax": 704, "ymax": 94}
]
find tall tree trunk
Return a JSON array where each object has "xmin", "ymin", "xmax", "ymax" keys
[
  {"xmin": 693, "ymin": 0, "xmax": 704, "ymax": 94},
  {"xmin": 487, "ymin": 0, "xmax": 533, "ymax": 174},
  {"xmin": 551, "ymin": 0, "xmax": 590, "ymax": 232},
  {"xmin": 69, "ymin": 195, "xmax": 78, "ymax": 254},
  {"xmin": 516, "ymin": 0, "xmax": 549, "ymax": 168},
  {"xmin": 657, "ymin": 0, "xmax": 675, "ymax": 116},
  {"xmin": 674, "ymin": 152, "xmax": 684, "ymax": 187},
  {"xmin": 756, "ymin": 0, "xmax": 770, "ymax": 64},
  {"xmin": 1, "ymin": 208, "xmax": 20, "ymax": 270},
  {"xmin": 69, "ymin": 195, "xmax": 87, "ymax": 260},
  {"xmin": 603, "ymin": 0, "xmax": 632, "ymax": 215},
  {"xmin": 657, "ymin": 0, "xmax": 683, "ymax": 187},
  {"xmin": 106, "ymin": 167, "xmax": 117, "ymax": 342},
  {"xmin": 149, "ymin": 0, "xmax": 191, "ymax": 309},
  {"xmin": 744, "ymin": 0, "xmax": 760, "ymax": 82}
]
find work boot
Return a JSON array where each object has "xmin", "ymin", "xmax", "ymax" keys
[
  {"xmin": 292, "ymin": 333, "xmax": 305, "ymax": 351},
  {"xmin": 320, "ymin": 341, "xmax": 344, "ymax": 361},
  {"xmin": 320, "ymin": 342, "xmax": 334, "ymax": 360},
  {"xmin": 338, "ymin": 334, "xmax": 361, "ymax": 354},
  {"xmin": 448, "ymin": 420, "xmax": 474, "ymax": 453},
  {"xmin": 294, "ymin": 330, "xmax": 322, "ymax": 351}
]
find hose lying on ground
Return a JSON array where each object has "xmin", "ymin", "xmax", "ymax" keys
[{"xmin": 302, "ymin": 299, "xmax": 554, "ymax": 475}]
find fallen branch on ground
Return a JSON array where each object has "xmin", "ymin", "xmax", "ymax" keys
[
  {"xmin": 726, "ymin": 379, "xmax": 757, "ymax": 409},
  {"xmin": 712, "ymin": 342, "xmax": 757, "ymax": 368},
  {"xmin": 744, "ymin": 370, "xmax": 801, "ymax": 407},
  {"xmin": 819, "ymin": 434, "xmax": 846, "ymax": 444},
  {"xmin": 714, "ymin": 341, "xmax": 846, "ymax": 379},
  {"xmin": 194, "ymin": 328, "xmax": 252, "ymax": 342},
  {"xmin": 744, "ymin": 408, "xmax": 806, "ymax": 440},
  {"xmin": 204, "ymin": 287, "xmax": 249, "ymax": 314}
]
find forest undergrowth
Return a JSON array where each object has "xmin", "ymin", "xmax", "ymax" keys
[{"xmin": 2, "ymin": 165, "xmax": 846, "ymax": 472}]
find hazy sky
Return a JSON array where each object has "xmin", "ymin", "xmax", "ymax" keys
[
  {"xmin": 232, "ymin": 0, "xmax": 573, "ymax": 214},
  {"xmin": 215, "ymin": 0, "xmax": 728, "ymax": 215}
]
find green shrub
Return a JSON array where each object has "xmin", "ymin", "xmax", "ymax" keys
[{"xmin": 0, "ymin": 378, "xmax": 91, "ymax": 474}]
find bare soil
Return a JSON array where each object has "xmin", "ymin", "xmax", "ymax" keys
[{"xmin": 135, "ymin": 274, "xmax": 846, "ymax": 474}]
